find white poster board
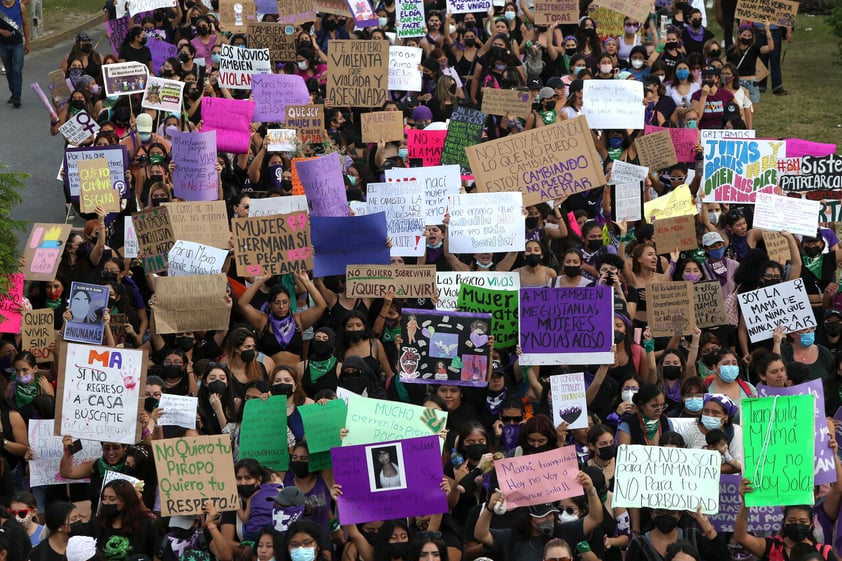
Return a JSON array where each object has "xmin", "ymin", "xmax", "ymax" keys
[
  {"xmin": 583, "ymin": 80, "xmax": 645, "ymax": 129},
  {"xmin": 28, "ymin": 419, "xmax": 100, "ymax": 487},
  {"xmin": 448, "ymin": 193, "xmax": 525, "ymax": 253},
  {"xmin": 249, "ymin": 195, "xmax": 309, "ymax": 217},
  {"xmin": 157, "ymin": 394, "xmax": 198, "ymax": 429},
  {"xmin": 385, "ymin": 164, "xmax": 461, "ymax": 225},
  {"xmin": 737, "ymin": 279, "xmax": 816, "ymax": 343},
  {"xmin": 167, "ymin": 240, "xmax": 228, "ymax": 277},
  {"xmin": 549, "ymin": 373, "xmax": 588, "ymax": 430},
  {"xmin": 436, "ymin": 271, "xmax": 519, "ymax": 311},
  {"xmin": 753, "ymin": 192, "xmax": 821, "ymax": 238},
  {"xmin": 365, "ymin": 182, "xmax": 427, "ymax": 257}
]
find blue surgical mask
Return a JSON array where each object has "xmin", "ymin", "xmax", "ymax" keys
[
  {"xmin": 800, "ymin": 332, "xmax": 815, "ymax": 347},
  {"xmin": 139, "ymin": 132, "xmax": 152, "ymax": 142},
  {"xmin": 684, "ymin": 396, "xmax": 703, "ymax": 412},
  {"xmin": 675, "ymin": 68, "xmax": 690, "ymax": 81},
  {"xmin": 379, "ymin": 17, "xmax": 388, "ymax": 27},
  {"xmin": 686, "ymin": 119, "xmax": 698, "ymax": 129},
  {"xmin": 607, "ymin": 137, "xmax": 623, "ymax": 148},
  {"xmin": 347, "ymin": 174, "xmax": 357, "ymax": 186},
  {"xmin": 707, "ymin": 247, "xmax": 725, "ymax": 260},
  {"xmin": 700, "ymin": 414, "xmax": 722, "ymax": 430},
  {"xmin": 398, "ymin": 148, "xmax": 409, "ymax": 160},
  {"xmin": 574, "ymin": 66, "xmax": 586, "ymax": 76},
  {"xmin": 504, "ymin": 11, "xmax": 516, "ymax": 20},
  {"xmin": 718, "ymin": 364, "xmax": 740, "ymax": 383},
  {"xmin": 289, "ymin": 548, "xmax": 316, "ymax": 561},
  {"xmin": 212, "ymin": 53, "xmax": 220, "ymax": 64}
]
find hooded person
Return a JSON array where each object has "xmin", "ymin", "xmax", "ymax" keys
[
  {"xmin": 337, "ymin": 356, "xmax": 386, "ymax": 399},
  {"xmin": 300, "ymin": 328, "xmax": 341, "ymax": 398}
]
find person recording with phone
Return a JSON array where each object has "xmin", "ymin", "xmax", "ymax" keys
[{"xmin": 589, "ymin": 254, "xmax": 639, "ymax": 319}]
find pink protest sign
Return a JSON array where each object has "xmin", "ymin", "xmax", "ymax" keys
[
  {"xmin": 201, "ymin": 97, "xmax": 255, "ymax": 154},
  {"xmin": 408, "ymin": 129, "xmax": 445, "ymax": 166},
  {"xmin": 0, "ymin": 274, "xmax": 24, "ymax": 334},
  {"xmin": 785, "ymin": 138, "xmax": 837, "ymax": 158},
  {"xmin": 494, "ymin": 445, "xmax": 583, "ymax": 507},
  {"xmin": 645, "ymin": 125, "xmax": 699, "ymax": 163}
]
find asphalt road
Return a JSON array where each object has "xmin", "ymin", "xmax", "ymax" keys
[{"xmin": 3, "ymin": 23, "xmax": 106, "ymax": 251}]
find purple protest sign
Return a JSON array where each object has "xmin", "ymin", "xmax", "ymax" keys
[
  {"xmin": 251, "ymin": 74, "xmax": 311, "ymax": 123},
  {"xmin": 346, "ymin": 0, "xmax": 378, "ymax": 27},
  {"xmin": 106, "ymin": 17, "xmax": 130, "ymax": 56},
  {"xmin": 785, "ymin": 138, "xmax": 837, "ymax": 158},
  {"xmin": 331, "ymin": 435, "xmax": 447, "ymax": 525},
  {"xmin": 255, "ymin": 0, "xmax": 279, "ymax": 14},
  {"xmin": 756, "ymin": 380, "xmax": 835, "ymax": 485},
  {"xmin": 296, "ymin": 152, "xmax": 349, "ymax": 217},
  {"xmin": 708, "ymin": 474, "xmax": 782, "ymax": 533},
  {"xmin": 201, "ymin": 97, "xmax": 255, "ymax": 154},
  {"xmin": 148, "ymin": 38, "xmax": 177, "ymax": 74},
  {"xmin": 644, "ymin": 124, "xmax": 699, "ymax": 163},
  {"xmin": 519, "ymin": 287, "xmax": 614, "ymax": 366},
  {"xmin": 172, "ymin": 131, "xmax": 218, "ymax": 202},
  {"xmin": 311, "ymin": 213, "xmax": 390, "ymax": 277}
]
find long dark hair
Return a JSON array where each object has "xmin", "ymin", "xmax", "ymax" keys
[{"xmin": 98, "ymin": 479, "xmax": 145, "ymax": 533}]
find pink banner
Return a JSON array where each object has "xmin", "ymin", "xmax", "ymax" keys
[
  {"xmin": 785, "ymin": 138, "xmax": 837, "ymax": 158},
  {"xmin": 494, "ymin": 445, "xmax": 583, "ymax": 507},
  {"xmin": 408, "ymin": 129, "xmax": 445, "ymax": 166},
  {"xmin": 201, "ymin": 98, "xmax": 255, "ymax": 154},
  {"xmin": 0, "ymin": 274, "xmax": 24, "ymax": 334},
  {"xmin": 644, "ymin": 125, "xmax": 699, "ymax": 163}
]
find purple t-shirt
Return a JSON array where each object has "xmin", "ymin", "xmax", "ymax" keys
[{"xmin": 691, "ymin": 87, "xmax": 735, "ymax": 130}]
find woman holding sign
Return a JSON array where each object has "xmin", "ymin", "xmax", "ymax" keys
[{"xmin": 626, "ymin": 505, "xmax": 727, "ymax": 561}]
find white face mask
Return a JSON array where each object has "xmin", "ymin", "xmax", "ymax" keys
[
  {"xmin": 621, "ymin": 389, "xmax": 637, "ymax": 403},
  {"xmin": 631, "ymin": 59, "xmax": 644, "ymax": 69},
  {"xmin": 15, "ymin": 514, "xmax": 32, "ymax": 527},
  {"xmin": 379, "ymin": 17, "xmax": 388, "ymax": 27},
  {"xmin": 709, "ymin": 211, "xmax": 721, "ymax": 224},
  {"xmin": 600, "ymin": 64, "xmax": 613, "ymax": 74},
  {"xmin": 298, "ymin": 61, "xmax": 309, "ymax": 70},
  {"xmin": 449, "ymin": 24, "xmax": 456, "ymax": 34},
  {"xmin": 559, "ymin": 511, "xmax": 579, "ymax": 524}
]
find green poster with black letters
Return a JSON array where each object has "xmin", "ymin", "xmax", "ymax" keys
[
  {"xmin": 742, "ymin": 394, "xmax": 814, "ymax": 507},
  {"xmin": 239, "ymin": 395, "xmax": 289, "ymax": 470}
]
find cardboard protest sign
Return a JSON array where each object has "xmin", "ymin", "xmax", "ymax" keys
[
  {"xmin": 63, "ymin": 283, "xmax": 109, "ymax": 344},
  {"xmin": 58, "ymin": 110, "xmax": 100, "ymax": 145},
  {"xmin": 298, "ymin": 400, "xmax": 348, "ymax": 452},
  {"xmin": 218, "ymin": 45, "xmax": 271, "ymax": 89},
  {"xmin": 157, "ymin": 394, "xmax": 198, "ymax": 430},
  {"xmin": 614, "ymin": 445, "xmax": 720, "ymax": 513},
  {"xmin": 141, "ymin": 76, "xmax": 183, "ymax": 113},
  {"xmin": 147, "ymin": 38, "xmax": 177, "ymax": 74},
  {"xmin": 441, "ymin": 106, "xmax": 486, "ymax": 169},
  {"xmin": 388, "ymin": 46, "xmax": 423, "ymax": 91},
  {"xmin": 133, "ymin": 207, "xmax": 174, "ymax": 273},
  {"xmin": 652, "ymin": 214, "xmax": 697, "ymax": 252},
  {"xmin": 396, "ymin": 0, "xmax": 425, "ymax": 38},
  {"xmin": 468, "ymin": 117, "xmax": 606, "ymax": 206},
  {"xmin": 346, "ymin": 265, "xmax": 437, "ymax": 299},
  {"xmin": 398, "ymin": 308, "xmax": 493, "ymax": 386},
  {"xmin": 266, "ymin": 129, "xmax": 297, "ymax": 152},
  {"xmin": 327, "ymin": 40, "xmax": 389, "ymax": 107},
  {"xmin": 448, "ymin": 193, "xmax": 525, "ymax": 253},
  {"xmin": 385, "ymin": 164, "xmax": 460, "ymax": 225},
  {"xmin": 592, "ymin": 0, "xmax": 652, "ymax": 23},
  {"xmin": 735, "ymin": 0, "xmax": 798, "ymax": 26},
  {"xmin": 693, "ymin": 281, "xmax": 727, "ymax": 328},
  {"xmin": 286, "ymin": 105, "xmax": 325, "ymax": 144},
  {"xmin": 756, "ymin": 380, "xmax": 835, "ymax": 485},
  {"xmin": 0, "ymin": 274, "xmax": 22, "ymax": 334},
  {"xmin": 366, "ymin": 182, "xmax": 426, "ymax": 257},
  {"xmin": 239, "ymin": 396, "xmax": 289, "ymax": 470},
  {"xmin": 332, "ymin": 435, "xmax": 447, "ymax": 524},
  {"xmin": 481, "ymin": 88, "xmax": 531, "ymax": 120},
  {"xmin": 615, "ymin": 183, "xmax": 642, "ymax": 222},
  {"xmin": 643, "ymin": 184, "xmax": 696, "ymax": 222},
  {"xmin": 102, "ymin": 62, "xmax": 149, "ymax": 96},
  {"xmin": 407, "ymin": 129, "xmax": 445, "ymax": 167},
  {"xmin": 167, "ymin": 240, "xmax": 227, "ymax": 277},
  {"xmin": 495, "ymin": 445, "xmax": 583, "ymax": 507},
  {"xmin": 314, "ymin": 0, "xmax": 353, "ymax": 15},
  {"xmin": 635, "ymin": 129, "xmax": 678, "ymax": 172},
  {"xmin": 609, "ymin": 160, "xmax": 649, "ymax": 185},
  {"xmin": 311, "ymin": 213, "xmax": 390, "ymax": 277},
  {"xmin": 64, "ymin": 145, "xmax": 129, "ymax": 199},
  {"xmin": 761, "ymin": 230, "xmax": 791, "ymax": 264},
  {"xmin": 55, "ymin": 343, "xmax": 145, "ymax": 443},
  {"xmin": 296, "ymin": 152, "xmax": 350, "ymax": 217},
  {"xmin": 583, "ymin": 80, "xmax": 644, "ymax": 129},
  {"xmin": 646, "ymin": 282, "xmax": 697, "ymax": 337},
  {"xmin": 22, "ymin": 309, "xmax": 55, "ymax": 363},
  {"xmin": 247, "ymin": 22, "xmax": 297, "ymax": 64},
  {"xmin": 447, "ymin": 0, "xmax": 491, "ymax": 14},
  {"xmin": 278, "ymin": 0, "xmax": 317, "ymax": 24},
  {"xmin": 457, "ymin": 284, "xmax": 519, "ymax": 348},
  {"xmin": 153, "ymin": 435, "xmax": 239, "ymax": 516},
  {"xmin": 549, "ymin": 373, "xmax": 588, "ymax": 430},
  {"xmin": 201, "ymin": 97, "xmax": 255, "ymax": 153},
  {"xmin": 737, "ymin": 279, "xmax": 815, "ymax": 343},
  {"xmin": 77, "ymin": 158, "xmax": 119, "ymax": 214},
  {"xmin": 437, "ymin": 271, "xmax": 519, "ymax": 311},
  {"xmin": 232, "ymin": 212, "xmax": 313, "ymax": 277},
  {"xmin": 534, "ymin": 0, "xmax": 579, "ymax": 24},
  {"xmin": 708, "ymin": 474, "xmax": 783, "ymax": 533},
  {"xmin": 164, "ymin": 200, "xmax": 230, "ymax": 251},
  {"xmin": 218, "ymin": 0, "xmax": 257, "ymax": 33},
  {"xmin": 21, "ymin": 223, "xmax": 72, "ymax": 282},
  {"xmin": 360, "ymin": 111, "xmax": 405, "ymax": 143},
  {"xmin": 153, "ymin": 274, "xmax": 231, "ymax": 334},
  {"xmin": 48, "ymin": 68, "xmax": 72, "ymax": 110},
  {"xmin": 250, "ymin": 195, "xmax": 309, "ymax": 217},
  {"xmin": 644, "ymin": 125, "xmax": 699, "ymax": 163},
  {"xmin": 341, "ymin": 394, "xmax": 447, "ymax": 446},
  {"xmin": 780, "ymin": 154, "xmax": 842, "ymax": 199},
  {"xmin": 519, "ymin": 286, "xmax": 614, "ymax": 365},
  {"xmin": 171, "ymin": 130, "xmax": 218, "ymax": 202},
  {"xmin": 702, "ymin": 139, "xmax": 785, "ymax": 203},
  {"xmin": 28, "ymin": 419, "xmax": 100, "ymax": 486},
  {"xmin": 753, "ymin": 192, "xmax": 820, "ymax": 238},
  {"xmin": 742, "ymin": 395, "xmax": 814, "ymax": 507}
]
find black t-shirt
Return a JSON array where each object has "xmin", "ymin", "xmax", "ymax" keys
[
  {"xmin": 26, "ymin": 542, "xmax": 63, "ymax": 561},
  {"xmin": 118, "ymin": 44, "xmax": 152, "ymax": 66}
]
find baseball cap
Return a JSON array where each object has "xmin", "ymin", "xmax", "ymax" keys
[
  {"xmin": 76, "ymin": 32, "xmax": 91, "ymax": 42},
  {"xmin": 702, "ymin": 231, "xmax": 725, "ymax": 247},
  {"xmin": 537, "ymin": 87, "xmax": 555, "ymax": 101},
  {"xmin": 271, "ymin": 486, "xmax": 306, "ymax": 507},
  {"xmin": 136, "ymin": 113, "xmax": 154, "ymax": 133},
  {"xmin": 546, "ymin": 76, "xmax": 564, "ymax": 89},
  {"xmin": 528, "ymin": 503, "xmax": 560, "ymax": 518},
  {"xmin": 527, "ymin": 78, "xmax": 543, "ymax": 90}
]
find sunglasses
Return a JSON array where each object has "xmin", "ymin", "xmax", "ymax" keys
[
  {"xmin": 501, "ymin": 416, "xmax": 523, "ymax": 423},
  {"xmin": 11, "ymin": 510, "xmax": 31, "ymax": 517}
]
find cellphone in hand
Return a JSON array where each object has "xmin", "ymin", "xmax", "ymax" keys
[{"xmin": 67, "ymin": 439, "xmax": 83, "ymax": 455}]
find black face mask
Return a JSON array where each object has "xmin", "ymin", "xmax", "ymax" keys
[
  {"xmin": 614, "ymin": 330, "xmax": 626, "ymax": 344},
  {"xmin": 271, "ymin": 383, "xmax": 294, "ymax": 396},
  {"xmin": 804, "ymin": 246, "xmax": 822, "ymax": 258},
  {"xmin": 665, "ymin": 41, "xmax": 679, "ymax": 50},
  {"xmin": 289, "ymin": 460, "xmax": 310, "ymax": 478},
  {"xmin": 187, "ymin": 88, "xmax": 201, "ymax": 101},
  {"xmin": 524, "ymin": 254, "xmax": 542, "ymax": 267},
  {"xmin": 175, "ymin": 336, "xmax": 194, "ymax": 352},
  {"xmin": 565, "ymin": 47, "xmax": 577, "ymax": 56},
  {"xmin": 525, "ymin": 216, "xmax": 539, "ymax": 229},
  {"xmin": 325, "ymin": 20, "xmax": 338, "ymax": 31},
  {"xmin": 387, "ymin": 543, "xmax": 409, "ymax": 560},
  {"xmin": 345, "ymin": 330, "xmax": 365, "ymax": 343},
  {"xmin": 528, "ymin": 443, "xmax": 552, "ymax": 454},
  {"xmin": 207, "ymin": 380, "xmax": 226, "ymax": 395},
  {"xmin": 783, "ymin": 523, "xmax": 812, "ymax": 542},
  {"xmin": 150, "ymin": 173, "xmax": 164, "ymax": 183},
  {"xmin": 564, "ymin": 266, "xmax": 581, "ymax": 278},
  {"xmin": 662, "ymin": 365, "xmax": 682, "ymax": 380},
  {"xmin": 70, "ymin": 99, "xmax": 85, "ymax": 110},
  {"xmin": 237, "ymin": 483, "xmax": 257, "ymax": 497},
  {"xmin": 240, "ymin": 349, "xmax": 256, "ymax": 363},
  {"xmin": 544, "ymin": 100, "xmax": 556, "ymax": 111},
  {"xmin": 690, "ymin": 19, "xmax": 702, "ymax": 28},
  {"xmin": 178, "ymin": 52, "xmax": 190, "ymax": 63},
  {"xmin": 100, "ymin": 504, "xmax": 119, "ymax": 518},
  {"xmin": 597, "ymin": 444, "xmax": 616, "ymax": 460},
  {"xmin": 653, "ymin": 514, "xmax": 679, "ymax": 533},
  {"xmin": 101, "ymin": 271, "xmax": 118, "ymax": 282},
  {"xmin": 825, "ymin": 323, "xmax": 842, "ymax": 337},
  {"xmin": 586, "ymin": 239, "xmax": 602, "ymax": 252},
  {"xmin": 584, "ymin": 28, "xmax": 595, "ymax": 36},
  {"xmin": 463, "ymin": 443, "xmax": 487, "ymax": 461},
  {"xmin": 197, "ymin": 26, "xmax": 209, "ymax": 36},
  {"xmin": 464, "ymin": 38, "xmax": 476, "ymax": 47},
  {"xmin": 740, "ymin": 37, "xmax": 752, "ymax": 45},
  {"xmin": 144, "ymin": 397, "xmax": 159, "ymax": 413},
  {"xmin": 69, "ymin": 521, "xmax": 85, "ymax": 536},
  {"xmin": 163, "ymin": 365, "xmax": 184, "ymax": 380},
  {"xmin": 310, "ymin": 339, "xmax": 333, "ymax": 359},
  {"xmin": 280, "ymin": 179, "xmax": 293, "ymax": 191}
]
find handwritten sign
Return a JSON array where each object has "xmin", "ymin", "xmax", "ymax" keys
[
  {"xmin": 738, "ymin": 279, "xmax": 815, "ymax": 343},
  {"xmin": 327, "ymin": 40, "xmax": 388, "ymax": 107},
  {"xmin": 28, "ymin": 419, "xmax": 99, "ymax": 487},
  {"xmin": 133, "ymin": 207, "xmax": 174, "ymax": 273},
  {"xmin": 609, "ymin": 160, "xmax": 649, "ymax": 185},
  {"xmin": 345, "ymin": 265, "xmax": 436, "ymax": 299},
  {"xmin": 56, "ymin": 343, "xmax": 145, "ymax": 444},
  {"xmin": 448, "ymin": 193, "xmax": 525, "ymax": 253},
  {"xmin": 22, "ymin": 224, "xmax": 72, "ymax": 282},
  {"xmin": 534, "ymin": 0, "xmax": 579, "ymax": 24},
  {"xmin": 702, "ymin": 139, "xmax": 785, "ymax": 203},
  {"xmin": 77, "ymin": 158, "xmax": 118, "ymax": 214},
  {"xmin": 385, "ymin": 164, "xmax": 459, "ymax": 226},
  {"xmin": 141, "ymin": 76, "xmax": 183, "ymax": 113},
  {"xmin": 495, "ymin": 446, "xmax": 582, "ymax": 507},
  {"xmin": 635, "ymin": 129, "xmax": 678, "ymax": 172},
  {"xmin": 102, "ymin": 62, "xmax": 149, "ymax": 97},
  {"xmin": 742, "ymin": 395, "xmax": 814, "ymax": 507},
  {"xmin": 438, "ymin": 271, "xmax": 519, "ymax": 311},
  {"xmin": 157, "ymin": 394, "xmax": 198, "ymax": 429},
  {"xmin": 22, "ymin": 309, "xmax": 55, "ymax": 364},
  {"xmin": 240, "ymin": 396, "xmax": 289, "ymax": 470},
  {"xmin": 201, "ymin": 97, "xmax": 255, "ymax": 153},
  {"xmin": 64, "ymin": 145, "xmax": 128, "ymax": 199},
  {"xmin": 643, "ymin": 184, "xmax": 696, "ymax": 222},
  {"xmin": 251, "ymin": 75, "xmax": 309, "ymax": 125},
  {"xmin": 583, "ymin": 80, "xmax": 644, "ymax": 129},
  {"xmin": 646, "ymin": 282, "xmax": 696, "ymax": 337},
  {"xmin": 165, "ymin": 200, "xmax": 230, "ymax": 251},
  {"xmin": 652, "ymin": 214, "xmax": 697, "ymax": 252},
  {"xmin": 519, "ymin": 286, "xmax": 614, "ymax": 365},
  {"xmin": 447, "ymin": 0, "xmax": 492, "ymax": 14},
  {"xmin": 615, "ymin": 183, "xmax": 642, "ymax": 222},
  {"xmin": 167, "ymin": 240, "xmax": 227, "ymax": 277},
  {"xmin": 780, "ymin": 154, "xmax": 842, "ymax": 200},
  {"xmin": 388, "ymin": 46, "xmax": 423, "ymax": 91},
  {"xmin": 407, "ymin": 129, "xmax": 445, "ymax": 167},
  {"xmin": 361, "ymin": 111, "xmax": 405, "ymax": 143},
  {"xmin": 314, "ymin": 0, "xmax": 352, "ymax": 15},
  {"xmin": 217, "ymin": 44, "xmax": 271, "ymax": 90},
  {"xmin": 0, "ymin": 274, "xmax": 23, "ymax": 334},
  {"xmin": 154, "ymin": 274, "xmax": 231, "ymax": 334},
  {"xmin": 278, "ymin": 0, "xmax": 317, "ymax": 24},
  {"xmin": 247, "ymin": 22, "xmax": 297, "ymax": 64},
  {"xmin": 153, "ymin": 435, "xmax": 239, "ymax": 516},
  {"xmin": 457, "ymin": 284, "xmax": 519, "ymax": 349},
  {"xmin": 753, "ymin": 192, "xmax": 820, "ymax": 238},
  {"xmin": 441, "ymin": 106, "xmax": 486, "ymax": 169},
  {"xmin": 735, "ymin": 0, "xmax": 798, "ymax": 26},
  {"xmin": 298, "ymin": 400, "xmax": 348, "ymax": 452},
  {"xmin": 297, "ymin": 152, "xmax": 349, "ymax": 216},
  {"xmin": 468, "ymin": 117, "xmax": 606, "ymax": 206},
  {"xmin": 481, "ymin": 88, "xmax": 531, "ymax": 120},
  {"xmin": 593, "ymin": 0, "xmax": 653, "ymax": 23},
  {"xmin": 341, "ymin": 392, "xmax": 447, "ymax": 446},
  {"xmin": 761, "ymin": 230, "xmax": 791, "ymax": 264},
  {"xmin": 396, "ymin": 0, "xmax": 425, "ymax": 38},
  {"xmin": 693, "ymin": 281, "xmax": 727, "ymax": 328},
  {"xmin": 58, "ymin": 110, "xmax": 100, "ymax": 145},
  {"xmin": 147, "ymin": 38, "xmax": 177, "ymax": 74},
  {"xmin": 250, "ymin": 195, "xmax": 309, "ymax": 217},
  {"xmin": 232, "ymin": 212, "xmax": 313, "ymax": 277},
  {"xmin": 549, "ymin": 373, "xmax": 588, "ymax": 430},
  {"xmin": 171, "ymin": 130, "xmax": 217, "ymax": 201},
  {"xmin": 614, "ymin": 445, "xmax": 720, "ymax": 513},
  {"xmin": 286, "ymin": 105, "xmax": 324, "ymax": 144},
  {"xmin": 105, "ymin": 17, "xmax": 130, "ymax": 56},
  {"xmin": 645, "ymin": 124, "xmax": 699, "ymax": 162},
  {"xmin": 366, "ymin": 181, "xmax": 426, "ymax": 257}
]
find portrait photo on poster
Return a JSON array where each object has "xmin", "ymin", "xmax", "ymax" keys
[{"xmin": 366, "ymin": 443, "xmax": 407, "ymax": 492}]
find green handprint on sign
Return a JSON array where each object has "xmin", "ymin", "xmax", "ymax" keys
[{"xmin": 421, "ymin": 407, "xmax": 446, "ymax": 433}]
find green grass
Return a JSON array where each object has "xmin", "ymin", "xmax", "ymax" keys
[{"xmin": 44, "ymin": 0, "xmax": 103, "ymax": 15}]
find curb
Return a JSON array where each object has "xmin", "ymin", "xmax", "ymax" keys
[{"xmin": 31, "ymin": 13, "xmax": 102, "ymax": 51}]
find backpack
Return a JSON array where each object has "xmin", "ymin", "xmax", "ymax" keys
[{"xmin": 768, "ymin": 536, "xmax": 832, "ymax": 561}]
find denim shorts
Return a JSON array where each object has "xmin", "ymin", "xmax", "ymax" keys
[{"xmin": 740, "ymin": 79, "xmax": 760, "ymax": 104}]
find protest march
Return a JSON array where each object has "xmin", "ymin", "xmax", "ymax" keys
[{"xmin": 2, "ymin": 0, "xmax": 842, "ymax": 561}]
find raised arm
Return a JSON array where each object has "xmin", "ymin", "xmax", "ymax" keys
[{"xmin": 237, "ymin": 276, "xmax": 271, "ymax": 330}]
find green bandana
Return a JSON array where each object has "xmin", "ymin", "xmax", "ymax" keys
[
  {"xmin": 804, "ymin": 254, "xmax": 823, "ymax": 278},
  {"xmin": 644, "ymin": 417, "xmax": 659, "ymax": 440},
  {"xmin": 308, "ymin": 356, "xmax": 337, "ymax": 382},
  {"xmin": 14, "ymin": 381, "xmax": 38, "ymax": 409},
  {"xmin": 382, "ymin": 326, "xmax": 401, "ymax": 343}
]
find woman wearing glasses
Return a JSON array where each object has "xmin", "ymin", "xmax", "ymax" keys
[
  {"xmin": 616, "ymin": 384, "xmax": 673, "ymax": 447},
  {"xmin": 58, "ymin": 439, "xmax": 132, "ymax": 510},
  {"xmin": 279, "ymin": 520, "xmax": 330, "ymax": 561}
]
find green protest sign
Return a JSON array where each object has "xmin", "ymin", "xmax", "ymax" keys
[
  {"xmin": 298, "ymin": 399, "xmax": 348, "ymax": 453},
  {"xmin": 743, "ymin": 394, "xmax": 814, "ymax": 507},
  {"xmin": 457, "ymin": 284, "xmax": 519, "ymax": 348},
  {"xmin": 239, "ymin": 396, "xmax": 289, "ymax": 470},
  {"xmin": 343, "ymin": 394, "xmax": 447, "ymax": 447},
  {"xmin": 309, "ymin": 450, "xmax": 332, "ymax": 471}
]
